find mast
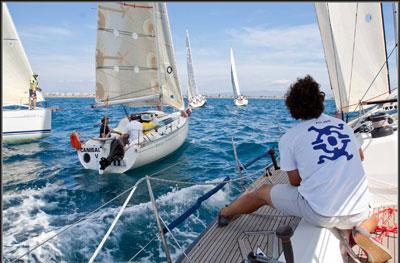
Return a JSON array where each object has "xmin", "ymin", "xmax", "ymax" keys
[
  {"xmin": 153, "ymin": 3, "xmax": 163, "ymax": 111},
  {"xmin": 394, "ymin": 3, "xmax": 399, "ymax": 75},
  {"xmin": 381, "ymin": 3, "xmax": 391, "ymax": 94}
]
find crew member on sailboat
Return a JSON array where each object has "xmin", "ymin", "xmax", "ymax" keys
[
  {"xmin": 29, "ymin": 74, "xmax": 41, "ymax": 109},
  {"xmin": 218, "ymin": 76, "xmax": 392, "ymax": 262}
]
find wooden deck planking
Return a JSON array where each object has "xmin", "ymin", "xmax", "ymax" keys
[
  {"xmin": 179, "ymin": 168, "xmax": 301, "ymax": 263},
  {"xmin": 179, "ymin": 168, "xmax": 397, "ymax": 263}
]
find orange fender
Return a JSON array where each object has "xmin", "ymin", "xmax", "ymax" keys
[{"xmin": 70, "ymin": 132, "xmax": 82, "ymax": 151}]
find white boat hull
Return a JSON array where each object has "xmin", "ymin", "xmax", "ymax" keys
[
  {"xmin": 2, "ymin": 107, "xmax": 52, "ymax": 143},
  {"xmin": 234, "ymin": 97, "xmax": 248, "ymax": 106},
  {"xmin": 189, "ymin": 98, "xmax": 207, "ymax": 108},
  {"xmin": 76, "ymin": 112, "xmax": 189, "ymax": 174}
]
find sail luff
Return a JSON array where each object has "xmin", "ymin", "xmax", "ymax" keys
[
  {"xmin": 2, "ymin": 2, "xmax": 35, "ymax": 106},
  {"xmin": 230, "ymin": 48, "xmax": 241, "ymax": 98},
  {"xmin": 186, "ymin": 30, "xmax": 198, "ymax": 100},
  {"xmin": 380, "ymin": 3, "xmax": 391, "ymax": 94},
  {"xmin": 315, "ymin": 3, "xmax": 390, "ymax": 113}
]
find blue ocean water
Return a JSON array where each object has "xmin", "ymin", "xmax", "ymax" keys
[{"xmin": 3, "ymin": 98, "xmax": 336, "ymax": 262}]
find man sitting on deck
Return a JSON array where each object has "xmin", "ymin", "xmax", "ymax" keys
[{"xmin": 218, "ymin": 75, "xmax": 391, "ymax": 262}]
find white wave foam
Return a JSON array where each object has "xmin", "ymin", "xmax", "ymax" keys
[{"xmin": 3, "ymin": 178, "xmax": 232, "ymax": 262}]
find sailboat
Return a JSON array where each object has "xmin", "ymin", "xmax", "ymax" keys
[
  {"xmin": 185, "ymin": 30, "xmax": 206, "ymax": 108},
  {"xmin": 2, "ymin": 2, "xmax": 52, "ymax": 143},
  {"xmin": 230, "ymin": 48, "xmax": 248, "ymax": 106},
  {"xmin": 71, "ymin": 2, "xmax": 189, "ymax": 174}
]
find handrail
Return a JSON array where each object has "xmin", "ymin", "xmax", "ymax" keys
[{"xmin": 162, "ymin": 176, "xmax": 231, "ymax": 234}]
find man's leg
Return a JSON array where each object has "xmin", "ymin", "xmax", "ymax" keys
[{"xmin": 220, "ymin": 184, "xmax": 274, "ymax": 219}]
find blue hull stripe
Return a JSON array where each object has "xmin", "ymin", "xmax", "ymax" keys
[{"xmin": 3, "ymin": 129, "xmax": 51, "ymax": 135}]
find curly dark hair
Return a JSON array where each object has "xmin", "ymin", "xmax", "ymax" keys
[{"xmin": 284, "ymin": 75, "xmax": 325, "ymax": 120}]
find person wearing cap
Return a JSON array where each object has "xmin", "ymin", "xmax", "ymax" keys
[
  {"xmin": 99, "ymin": 116, "xmax": 122, "ymax": 138},
  {"xmin": 141, "ymin": 113, "xmax": 160, "ymax": 135},
  {"xmin": 29, "ymin": 74, "xmax": 41, "ymax": 109},
  {"xmin": 100, "ymin": 117, "xmax": 111, "ymax": 138},
  {"xmin": 123, "ymin": 114, "xmax": 143, "ymax": 144}
]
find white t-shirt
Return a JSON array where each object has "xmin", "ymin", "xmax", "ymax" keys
[
  {"xmin": 124, "ymin": 120, "xmax": 143, "ymax": 144},
  {"xmin": 278, "ymin": 113, "xmax": 369, "ymax": 217}
]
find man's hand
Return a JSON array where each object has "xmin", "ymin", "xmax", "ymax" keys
[{"xmin": 287, "ymin": 169, "xmax": 301, "ymax": 186}]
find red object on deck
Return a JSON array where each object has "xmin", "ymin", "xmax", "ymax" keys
[
  {"xmin": 70, "ymin": 132, "xmax": 82, "ymax": 151},
  {"xmin": 372, "ymin": 207, "xmax": 398, "ymax": 243}
]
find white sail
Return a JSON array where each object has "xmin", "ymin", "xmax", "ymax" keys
[
  {"xmin": 2, "ymin": 2, "xmax": 34, "ymax": 106},
  {"xmin": 315, "ymin": 3, "xmax": 390, "ymax": 113},
  {"xmin": 230, "ymin": 48, "xmax": 241, "ymax": 98},
  {"xmin": 185, "ymin": 30, "xmax": 198, "ymax": 100},
  {"xmin": 95, "ymin": 2, "xmax": 183, "ymax": 110},
  {"xmin": 155, "ymin": 3, "xmax": 184, "ymax": 110}
]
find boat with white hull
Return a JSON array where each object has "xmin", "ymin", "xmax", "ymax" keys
[
  {"xmin": 231, "ymin": 48, "xmax": 248, "ymax": 106},
  {"xmin": 72, "ymin": 2, "xmax": 189, "ymax": 174},
  {"xmin": 2, "ymin": 3, "xmax": 52, "ymax": 143},
  {"xmin": 3, "ymin": 107, "xmax": 52, "ymax": 143},
  {"xmin": 186, "ymin": 30, "xmax": 207, "ymax": 108}
]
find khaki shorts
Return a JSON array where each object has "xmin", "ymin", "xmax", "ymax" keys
[{"xmin": 270, "ymin": 184, "xmax": 369, "ymax": 230}]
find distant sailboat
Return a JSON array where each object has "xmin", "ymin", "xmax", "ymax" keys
[
  {"xmin": 71, "ymin": 2, "xmax": 189, "ymax": 174},
  {"xmin": 2, "ymin": 2, "xmax": 52, "ymax": 143},
  {"xmin": 186, "ymin": 30, "xmax": 206, "ymax": 108},
  {"xmin": 230, "ymin": 48, "xmax": 248, "ymax": 106}
]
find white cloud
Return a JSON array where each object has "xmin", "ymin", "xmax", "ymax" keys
[
  {"xmin": 174, "ymin": 23, "xmax": 332, "ymax": 97},
  {"xmin": 19, "ymin": 25, "xmax": 73, "ymax": 42}
]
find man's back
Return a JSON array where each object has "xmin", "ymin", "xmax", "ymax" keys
[
  {"xmin": 125, "ymin": 120, "xmax": 143, "ymax": 144},
  {"xmin": 279, "ymin": 113, "xmax": 368, "ymax": 217}
]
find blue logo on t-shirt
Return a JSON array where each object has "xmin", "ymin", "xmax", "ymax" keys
[{"xmin": 308, "ymin": 124, "xmax": 353, "ymax": 164}]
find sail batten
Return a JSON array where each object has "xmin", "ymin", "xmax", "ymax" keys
[
  {"xmin": 230, "ymin": 48, "xmax": 241, "ymax": 98},
  {"xmin": 315, "ymin": 3, "xmax": 390, "ymax": 113},
  {"xmin": 95, "ymin": 2, "xmax": 183, "ymax": 110},
  {"xmin": 2, "ymin": 3, "xmax": 37, "ymax": 106}
]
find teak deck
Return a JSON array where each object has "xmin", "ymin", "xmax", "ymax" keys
[{"xmin": 178, "ymin": 167, "xmax": 398, "ymax": 263}]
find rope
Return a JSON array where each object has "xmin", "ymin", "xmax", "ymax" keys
[
  {"xmin": 159, "ymin": 215, "xmax": 192, "ymax": 262},
  {"xmin": 88, "ymin": 177, "xmax": 147, "ymax": 263},
  {"xmin": 128, "ymin": 235, "xmax": 158, "ymax": 262}
]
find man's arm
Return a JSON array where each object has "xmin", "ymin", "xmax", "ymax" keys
[
  {"xmin": 287, "ymin": 169, "xmax": 302, "ymax": 186},
  {"xmin": 359, "ymin": 148, "xmax": 364, "ymax": 161},
  {"xmin": 110, "ymin": 129, "xmax": 122, "ymax": 135}
]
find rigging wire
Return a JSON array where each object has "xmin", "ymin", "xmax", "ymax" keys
[
  {"xmin": 352, "ymin": 43, "xmax": 398, "ymax": 114},
  {"xmin": 346, "ymin": 3, "xmax": 359, "ymax": 122}
]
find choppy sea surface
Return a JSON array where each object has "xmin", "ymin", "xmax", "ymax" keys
[{"xmin": 3, "ymin": 98, "xmax": 336, "ymax": 262}]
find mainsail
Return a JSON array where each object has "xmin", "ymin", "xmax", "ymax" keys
[
  {"xmin": 95, "ymin": 2, "xmax": 184, "ymax": 110},
  {"xmin": 315, "ymin": 3, "xmax": 390, "ymax": 113},
  {"xmin": 185, "ymin": 30, "xmax": 198, "ymax": 100},
  {"xmin": 230, "ymin": 48, "xmax": 241, "ymax": 98},
  {"xmin": 2, "ymin": 3, "xmax": 35, "ymax": 106}
]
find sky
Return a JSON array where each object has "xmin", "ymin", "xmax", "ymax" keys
[{"xmin": 5, "ymin": 2, "xmax": 399, "ymax": 97}]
